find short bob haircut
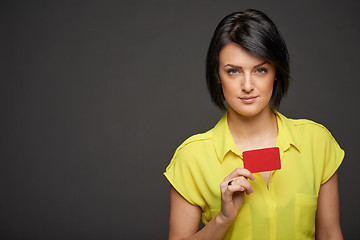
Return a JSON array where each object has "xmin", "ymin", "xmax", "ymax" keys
[{"xmin": 206, "ymin": 9, "xmax": 290, "ymax": 110}]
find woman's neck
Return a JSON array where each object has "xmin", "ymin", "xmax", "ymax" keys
[{"xmin": 227, "ymin": 107, "xmax": 278, "ymax": 152}]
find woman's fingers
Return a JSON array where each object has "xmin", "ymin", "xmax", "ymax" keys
[
  {"xmin": 228, "ymin": 177, "xmax": 253, "ymax": 195},
  {"xmin": 220, "ymin": 175, "xmax": 253, "ymax": 196},
  {"xmin": 223, "ymin": 168, "xmax": 255, "ymax": 182},
  {"xmin": 221, "ymin": 168, "xmax": 255, "ymax": 196}
]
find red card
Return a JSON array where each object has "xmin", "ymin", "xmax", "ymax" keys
[{"xmin": 243, "ymin": 147, "xmax": 281, "ymax": 173}]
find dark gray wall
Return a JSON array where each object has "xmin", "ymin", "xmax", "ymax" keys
[{"xmin": 1, "ymin": 0, "xmax": 359, "ymax": 239}]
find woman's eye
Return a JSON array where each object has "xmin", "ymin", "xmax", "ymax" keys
[
  {"xmin": 227, "ymin": 69, "xmax": 238, "ymax": 75},
  {"xmin": 256, "ymin": 68, "xmax": 268, "ymax": 74}
]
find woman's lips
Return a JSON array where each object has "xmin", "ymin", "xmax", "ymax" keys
[{"xmin": 240, "ymin": 96, "xmax": 258, "ymax": 103}]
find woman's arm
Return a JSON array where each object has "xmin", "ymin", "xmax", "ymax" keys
[
  {"xmin": 168, "ymin": 168, "xmax": 254, "ymax": 240},
  {"xmin": 315, "ymin": 171, "xmax": 343, "ymax": 240},
  {"xmin": 169, "ymin": 186, "xmax": 229, "ymax": 240}
]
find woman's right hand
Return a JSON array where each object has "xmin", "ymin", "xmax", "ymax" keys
[
  {"xmin": 219, "ymin": 168, "xmax": 255, "ymax": 223},
  {"xmin": 168, "ymin": 168, "xmax": 255, "ymax": 240}
]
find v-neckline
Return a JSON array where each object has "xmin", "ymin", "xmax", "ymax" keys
[{"xmin": 260, "ymin": 171, "xmax": 272, "ymax": 188}]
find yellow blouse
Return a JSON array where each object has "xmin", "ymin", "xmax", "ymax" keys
[{"xmin": 164, "ymin": 111, "xmax": 344, "ymax": 240}]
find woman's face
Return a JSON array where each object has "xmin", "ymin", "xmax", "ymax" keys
[{"xmin": 218, "ymin": 42, "xmax": 276, "ymax": 118}]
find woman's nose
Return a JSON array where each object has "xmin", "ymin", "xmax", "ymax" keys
[{"xmin": 241, "ymin": 74, "xmax": 254, "ymax": 92}]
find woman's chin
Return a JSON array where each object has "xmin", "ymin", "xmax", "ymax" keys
[{"xmin": 228, "ymin": 105, "xmax": 271, "ymax": 119}]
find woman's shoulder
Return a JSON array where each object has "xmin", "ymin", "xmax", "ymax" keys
[
  {"xmin": 175, "ymin": 129, "xmax": 214, "ymax": 155},
  {"xmin": 166, "ymin": 129, "xmax": 215, "ymax": 171},
  {"xmin": 291, "ymin": 117, "xmax": 330, "ymax": 133},
  {"xmin": 282, "ymin": 114, "xmax": 338, "ymax": 144}
]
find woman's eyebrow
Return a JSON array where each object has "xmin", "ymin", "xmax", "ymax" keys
[
  {"xmin": 224, "ymin": 64, "xmax": 242, "ymax": 69},
  {"xmin": 254, "ymin": 61, "xmax": 269, "ymax": 68},
  {"xmin": 224, "ymin": 61, "xmax": 269, "ymax": 69}
]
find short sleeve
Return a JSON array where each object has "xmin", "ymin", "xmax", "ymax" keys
[
  {"xmin": 319, "ymin": 128, "xmax": 345, "ymax": 184},
  {"xmin": 164, "ymin": 141, "xmax": 205, "ymax": 207}
]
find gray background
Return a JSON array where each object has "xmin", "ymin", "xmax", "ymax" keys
[{"xmin": 1, "ymin": 0, "xmax": 359, "ymax": 239}]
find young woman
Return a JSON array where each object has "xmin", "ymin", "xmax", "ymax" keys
[{"xmin": 164, "ymin": 9, "xmax": 344, "ymax": 240}]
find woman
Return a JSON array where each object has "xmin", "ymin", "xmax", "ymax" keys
[{"xmin": 164, "ymin": 9, "xmax": 344, "ymax": 240}]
